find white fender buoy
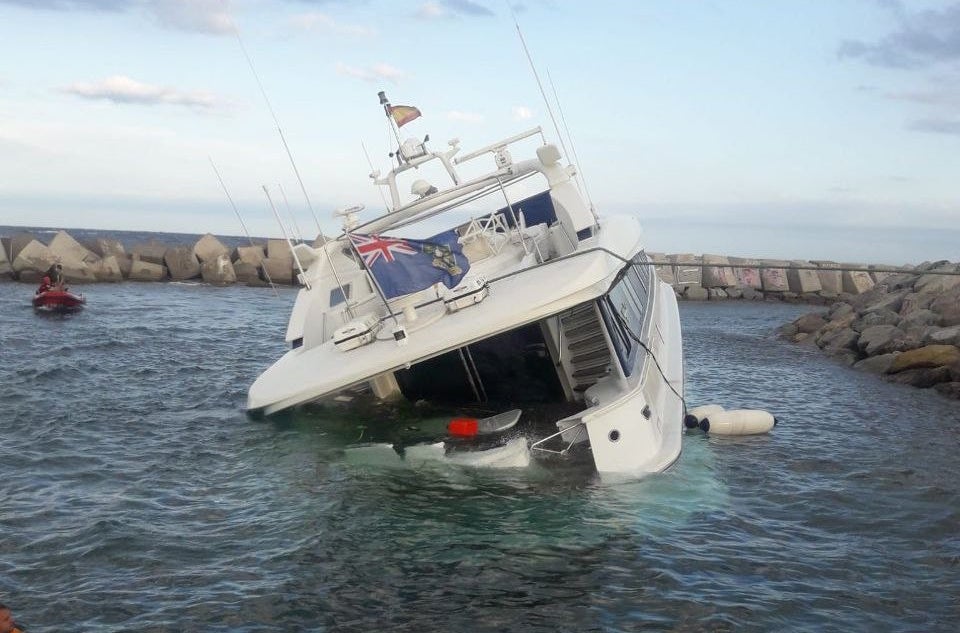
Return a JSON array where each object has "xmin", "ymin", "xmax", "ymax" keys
[
  {"xmin": 700, "ymin": 409, "xmax": 776, "ymax": 436},
  {"xmin": 684, "ymin": 404, "xmax": 725, "ymax": 429}
]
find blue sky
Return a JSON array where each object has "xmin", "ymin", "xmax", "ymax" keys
[{"xmin": 0, "ymin": 0, "xmax": 957, "ymax": 263}]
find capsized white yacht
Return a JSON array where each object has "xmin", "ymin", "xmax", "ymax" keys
[{"xmin": 247, "ymin": 94, "xmax": 684, "ymax": 479}]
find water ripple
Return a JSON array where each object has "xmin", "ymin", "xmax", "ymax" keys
[{"xmin": 1, "ymin": 286, "xmax": 959, "ymax": 631}]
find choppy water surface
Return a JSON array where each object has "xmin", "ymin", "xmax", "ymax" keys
[{"xmin": 1, "ymin": 283, "xmax": 957, "ymax": 631}]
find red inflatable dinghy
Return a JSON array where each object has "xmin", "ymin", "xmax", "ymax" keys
[{"xmin": 33, "ymin": 289, "xmax": 86, "ymax": 313}]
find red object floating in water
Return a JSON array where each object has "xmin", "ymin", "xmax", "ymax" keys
[
  {"xmin": 32, "ymin": 289, "xmax": 86, "ymax": 313},
  {"xmin": 448, "ymin": 418, "xmax": 479, "ymax": 437}
]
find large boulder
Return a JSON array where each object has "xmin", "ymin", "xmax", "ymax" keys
[
  {"xmin": 130, "ymin": 240, "xmax": 168, "ymax": 266},
  {"xmin": 48, "ymin": 230, "xmax": 99, "ymax": 265},
  {"xmin": 900, "ymin": 309, "xmax": 940, "ymax": 329},
  {"xmin": 885, "ymin": 366, "xmax": 952, "ymax": 388},
  {"xmin": 900, "ymin": 292, "xmax": 935, "ymax": 317},
  {"xmin": 926, "ymin": 325, "xmax": 960, "ymax": 347},
  {"xmin": 857, "ymin": 325, "xmax": 904, "ymax": 356},
  {"xmin": 795, "ymin": 312, "xmax": 828, "ymax": 334},
  {"xmin": 914, "ymin": 263, "xmax": 960, "ymax": 295},
  {"xmin": 683, "ymin": 284, "xmax": 709, "ymax": 301},
  {"xmin": 128, "ymin": 259, "xmax": 167, "ymax": 281},
  {"xmin": 930, "ymin": 286, "xmax": 960, "ymax": 327},
  {"xmin": 887, "ymin": 344, "xmax": 960, "ymax": 374},
  {"xmin": 11, "ymin": 240, "xmax": 56, "ymax": 277},
  {"xmin": 201, "ymin": 254, "xmax": 237, "ymax": 285},
  {"xmin": 164, "ymin": 246, "xmax": 201, "ymax": 281},
  {"xmin": 854, "ymin": 308, "xmax": 900, "ymax": 331},
  {"xmin": 193, "ymin": 233, "xmax": 230, "ymax": 264},
  {"xmin": 854, "ymin": 353, "xmax": 899, "ymax": 374},
  {"xmin": 862, "ymin": 289, "xmax": 909, "ymax": 316},
  {"xmin": 92, "ymin": 255, "xmax": 124, "ymax": 282}
]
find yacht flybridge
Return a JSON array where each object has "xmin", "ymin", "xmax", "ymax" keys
[{"xmin": 247, "ymin": 93, "xmax": 685, "ymax": 479}]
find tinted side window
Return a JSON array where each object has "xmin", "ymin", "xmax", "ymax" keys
[{"xmin": 330, "ymin": 283, "xmax": 352, "ymax": 307}]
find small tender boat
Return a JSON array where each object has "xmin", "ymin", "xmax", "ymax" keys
[{"xmin": 33, "ymin": 289, "xmax": 86, "ymax": 313}]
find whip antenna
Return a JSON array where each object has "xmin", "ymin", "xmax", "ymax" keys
[
  {"xmin": 361, "ymin": 140, "xmax": 391, "ymax": 213},
  {"xmin": 507, "ymin": 4, "xmax": 568, "ymax": 163},
  {"xmin": 547, "ymin": 69, "xmax": 596, "ymax": 216},
  {"xmin": 277, "ymin": 183, "xmax": 305, "ymax": 244},
  {"xmin": 231, "ymin": 21, "xmax": 326, "ymax": 243},
  {"xmin": 209, "ymin": 156, "xmax": 279, "ymax": 297}
]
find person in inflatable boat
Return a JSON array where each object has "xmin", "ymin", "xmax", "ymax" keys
[{"xmin": 0, "ymin": 602, "xmax": 24, "ymax": 633}]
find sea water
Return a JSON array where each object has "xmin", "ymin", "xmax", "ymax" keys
[{"xmin": 1, "ymin": 282, "xmax": 958, "ymax": 631}]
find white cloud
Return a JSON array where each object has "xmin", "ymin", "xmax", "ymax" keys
[
  {"xmin": 147, "ymin": 0, "xmax": 233, "ymax": 35},
  {"xmin": 62, "ymin": 75, "xmax": 228, "ymax": 112},
  {"xmin": 416, "ymin": 2, "xmax": 449, "ymax": 19},
  {"xmin": 447, "ymin": 110, "xmax": 484, "ymax": 123},
  {"xmin": 289, "ymin": 12, "xmax": 375, "ymax": 37},
  {"xmin": 336, "ymin": 62, "xmax": 407, "ymax": 84},
  {"xmin": 512, "ymin": 105, "xmax": 533, "ymax": 120}
]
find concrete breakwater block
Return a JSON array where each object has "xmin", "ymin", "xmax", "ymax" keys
[
  {"xmin": 261, "ymin": 257, "xmax": 294, "ymax": 285},
  {"xmin": 842, "ymin": 269, "xmax": 875, "ymax": 295},
  {"xmin": 233, "ymin": 245, "xmax": 266, "ymax": 266},
  {"xmin": 130, "ymin": 240, "xmax": 168, "ymax": 266},
  {"xmin": 193, "ymin": 233, "xmax": 230, "ymax": 264},
  {"xmin": 85, "ymin": 237, "xmax": 126, "ymax": 260},
  {"xmin": 9, "ymin": 232, "xmax": 39, "ymax": 263},
  {"xmin": 11, "ymin": 240, "xmax": 56, "ymax": 276},
  {"xmin": 267, "ymin": 238, "xmax": 294, "ymax": 263},
  {"xmin": 728, "ymin": 256, "xmax": 761, "ymax": 289},
  {"xmin": 93, "ymin": 255, "xmax": 124, "ymax": 282},
  {"xmin": 234, "ymin": 261, "xmax": 261, "ymax": 284},
  {"xmin": 786, "ymin": 260, "xmax": 822, "ymax": 294},
  {"xmin": 164, "ymin": 246, "xmax": 201, "ymax": 281},
  {"xmin": 49, "ymin": 230, "xmax": 100, "ymax": 265},
  {"xmin": 701, "ymin": 254, "xmax": 737, "ymax": 288},
  {"xmin": 669, "ymin": 253, "xmax": 701, "ymax": 286},
  {"xmin": 812, "ymin": 261, "xmax": 842, "ymax": 296},
  {"xmin": 129, "ymin": 259, "xmax": 167, "ymax": 281},
  {"xmin": 760, "ymin": 260, "xmax": 790, "ymax": 293},
  {"xmin": 201, "ymin": 254, "xmax": 237, "ymax": 285},
  {"xmin": 0, "ymin": 241, "xmax": 11, "ymax": 278}
]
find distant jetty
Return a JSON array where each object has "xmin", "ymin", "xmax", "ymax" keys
[
  {"xmin": 0, "ymin": 229, "xmax": 306, "ymax": 287},
  {"xmin": 1, "ymin": 229, "xmax": 940, "ymax": 300}
]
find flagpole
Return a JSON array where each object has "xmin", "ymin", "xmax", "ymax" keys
[
  {"xmin": 346, "ymin": 231, "xmax": 407, "ymax": 344},
  {"xmin": 378, "ymin": 91, "xmax": 404, "ymax": 163}
]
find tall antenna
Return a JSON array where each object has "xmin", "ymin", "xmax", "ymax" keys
[
  {"xmin": 277, "ymin": 183, "xmax": 305, "ymax": 244},
  {"xmin": 230, "ymin": 20, "xmax": 326, "ymax": 242},
  {"xmin": 361, "ymin": 140, "xmax": 391, "ymax": 213},
  {"xmin": 547, "ymin": 69, "xmax": 596, "ymax": 217},
  {"xmin": 209, "ymin": 156, "xmax": 279, "ymax": 297},
  {"xmin": 263, "ymin": 185, "xmax": 309, "ymax": 290},
  {"xmin": 507, "ymin": 4, "xmax": 569, "ymax": 162}
]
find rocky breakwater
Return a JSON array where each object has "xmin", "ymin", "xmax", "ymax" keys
[
  {"xmin": 778, "ymin": 261, "xmax": 960, "ymax": 400},
  {"xmin": 649, "ymin": 253, "xmax": 885, "ymax": 304},
  {"xmin": 0, "ymin": 229, "xmax": 302, "ymax": 287}
]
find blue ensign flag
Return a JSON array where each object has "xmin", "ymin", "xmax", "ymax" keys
[{"xmin": 348, "ymin": 230, "xmax": 470, "ymax": 299}]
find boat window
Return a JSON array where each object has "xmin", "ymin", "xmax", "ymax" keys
[
  {"xmin": 600, "ymin": 277, "xmax": 645, "ymax": 376},
  {"xmin": 329, "ymin": 283, "xmax": 352, "ymax": 308},
  {"xmin": 626, "ymin": 254, "xmax": 650, "ymax": 310}
]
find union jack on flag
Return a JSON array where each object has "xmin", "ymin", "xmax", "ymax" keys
[
  {"xmin": 348, "ymin": 230, "xmax": 470, "ymax": 299},
  {"xmin": 349, "ymin": 233, "xmax": 417, "ymax": 267}
]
